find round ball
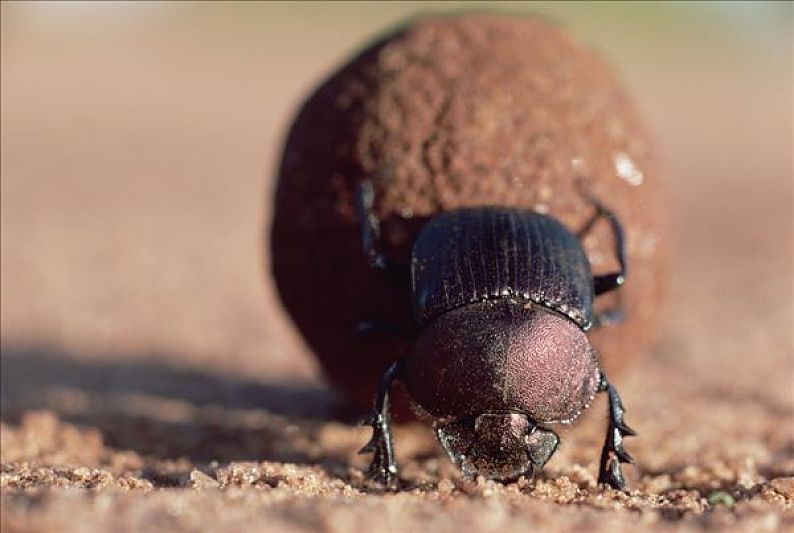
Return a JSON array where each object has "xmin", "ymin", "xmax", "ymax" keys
[{"xmin": 271, "ymin": 14, "xmax": 667, "ymax": 410}]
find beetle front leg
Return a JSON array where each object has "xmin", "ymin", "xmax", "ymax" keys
[
  {"xmin": 577, "ymin": 184, "xmax": 628, "ymax": 329},
  {"xmin": 597, "ymin": 373, "xmax": 636, "ymax": 490},
  {"xmin": 357, "ymin": 180, "xmax": 388, "ymax": 271},
  {"xmin": 356, "ymin": 181, "xmax": 411, "ymax": 286},
  {"xmin": 359, "ymin": 361, "xmax": 401, "ymax": 487},
  {"xmin": 577, "ymin": 186, "xmax": 627, "ymax": 297}
]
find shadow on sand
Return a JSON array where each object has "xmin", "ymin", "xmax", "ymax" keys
[{"xmin": 1, "ymin": 344, "xmax": 348, "ymax": 464}]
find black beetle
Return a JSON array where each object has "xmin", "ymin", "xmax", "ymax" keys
[{"xmin": 355, "ymin": 180, "xmax": 636, "ymax": 490}]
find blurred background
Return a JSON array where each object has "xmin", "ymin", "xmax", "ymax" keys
[{"xmin": 1, "ymin": 1, "xmax": 791, "ymax": 441}]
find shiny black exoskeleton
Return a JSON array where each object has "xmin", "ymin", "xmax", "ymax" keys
[{"xmin": 356, "ymin": 181, "xmax": 635, "ymax": 490}]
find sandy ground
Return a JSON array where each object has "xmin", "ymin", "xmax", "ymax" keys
[{"xmin": 1, "ymin": 3, "xmax": 792, "ymax": 532}]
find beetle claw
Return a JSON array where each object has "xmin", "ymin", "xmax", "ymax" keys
[
  {"xmin": 361, "ymin": 423, "xmax": 399, "ymax": 487},
  {"xmin": 358, "ymin": 423, "xmax": 384, "ymax": 454},
  {"xmin": 598, "ymin": 453, "xmax": 627, "ymax": 490},
  {"xmin": 615, "ymin": 447, "xmax": 634, "ymax": 464},
  {"xmin": 359, "ymin": 362, "xmax": 401, "ymax": 488},
  {"xmin": 598, "ymin": 380, "xmax": 635, "ymax": 491},
  {"xmin": 367, "ymin": 458, "xmax": 399, "ymax": 488},
  {"xmin": 616, "ymin": 420, "xmax": 637, "ymax": 437},
  {"xmin": 358, "ymin": 439, "xmax": 377, "ymax": 455}
]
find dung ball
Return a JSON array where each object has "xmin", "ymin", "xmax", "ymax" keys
[{"xmin": 271, "ymin": 14, "xmax": 667, "ymax": 411}]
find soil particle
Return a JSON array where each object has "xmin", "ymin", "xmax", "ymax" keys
[{"xmin": 2, "ymin": 410, "xmax": 792, "ymax": 532}]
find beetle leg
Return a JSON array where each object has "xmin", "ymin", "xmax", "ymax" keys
[
  {"xmin": 358, "ymin": 360, "xmax": 401, "ymax": 487},
  {"xmin": 577, "ymin": 184, "xmax": 628, "ymax": 329},
  {"xmin": 356, "ymin": 181, "xmax": 411, "ymax": 285},
  {"xmin": 576, "ymin": 186, "xmax": 627, "ymax": 297},
  {"xmin": 357, "ymin": 180, "xmax": 388, "ymax": 270},
  {"xmin": 597, "ymin": 373, "xmax": 636, "ymax": 490}
]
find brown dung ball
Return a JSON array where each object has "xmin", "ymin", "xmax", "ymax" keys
[{"xmin": 271, "ymin": 14, "xmax": 667, "ymax": 411}]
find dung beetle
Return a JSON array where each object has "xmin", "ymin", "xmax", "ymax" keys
[{"xmin": 355, "ymin": 180, "xmax": 636, "ymax": 490}]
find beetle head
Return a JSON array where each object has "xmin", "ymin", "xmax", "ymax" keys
[
  {"xmin": 435, "ymin": 412, "xmax": 559, "ymax": 480},
  {"xmin": 403, "ymin": 300, "xmax": 599, "ymax": 479}
]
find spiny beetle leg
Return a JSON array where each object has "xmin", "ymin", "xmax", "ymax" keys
[
  {"xmin": 597, "ymin": 374, "xmax": 636, "ymax": 490},
  {"xmin": 358, "ymin": 361, "xmax": 401, "ymax": 488}
]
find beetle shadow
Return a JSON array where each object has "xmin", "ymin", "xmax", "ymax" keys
[{"xmin": 0, "ymin": 343, "xmax": 352, "ymax": 465}]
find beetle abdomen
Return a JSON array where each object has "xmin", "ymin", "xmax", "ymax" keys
[{"xmin": 411, "ymin": 208, "xmax": 594, "ymax": 329}]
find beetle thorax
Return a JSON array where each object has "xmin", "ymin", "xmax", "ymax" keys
[{"xmin": 403, "ymin": 300, "xmax": 600, "ymax": 425}]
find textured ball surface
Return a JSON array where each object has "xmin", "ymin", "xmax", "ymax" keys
[{"xmin": 272, "ymin": 14, "xmax": 667, "ymax": 410}]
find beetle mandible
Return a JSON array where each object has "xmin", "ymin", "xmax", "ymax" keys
[{"xmin": 356, "ymin": 180, "xmax": 635, "ymax": 489}]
